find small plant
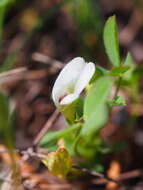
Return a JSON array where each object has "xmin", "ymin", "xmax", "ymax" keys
[{"xmin": 40, "ymin": 16, "xmax": 137, "ymax": 178}]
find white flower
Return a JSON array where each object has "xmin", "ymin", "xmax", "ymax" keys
[{"xmin": 52, "ymin": 57, "xmax": 95, "ymax": 107}]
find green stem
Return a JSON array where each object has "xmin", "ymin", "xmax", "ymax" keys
[
  {"xmin": 73, "ymin": 136, "xmax": 81, "ymax": 156},
  {"xmin": 114, "ymin": 76, "xmax": 122, "ymax": 98},
  {"xmin": 73, "ymin": 125, "xmax": 82, "ymax": 156}
]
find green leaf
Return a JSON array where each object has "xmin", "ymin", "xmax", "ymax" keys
[
  {"xmin": 123, "ymin": 52, "xmax": 136, "ymax": 80},
  {"xmin": 81, "ymin": 104, "xmax": 108, "ymax": 137},
  {"xmin": 39, "ymin": 124, "xmax": 81, "ymax": 146},
  {"xmin": 123, "ymin": 53, "xmax": 136, "ymax": 81},
  {"xmin": 0, "ymin": 0, "xmax": 17, "ymax": 6},
  {"xmin": 0, "ymin": 0, "xmax": 9, "ymax": 6},
  {"xmin": 81, "ymin": 77, "xmax": 113, "ymax": 138},
  {"xmin": 124, "ymin": 52, "xmax": 134, "ymax": 66},
  {"xmin": 84, "ymin": 76, "xmax": 113, "ymax": 120},
  {"xmin": 108, "ymin": 65, "xmax": 130, "ymax": 76},
  {"xmin": 96, "ymin": 65, "xmax": 109, "ymax": 75},
  {"xmin": 108, "ymin": 96, "xmax": 126, "ymax": 107},
  {"xmin": 103, "ymin": 15, "xmax": 120, "ymax": 66}
]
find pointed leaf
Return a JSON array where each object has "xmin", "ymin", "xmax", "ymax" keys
[
  {"xmin": 40, "ymin": 124, "xmax": 81, "ymax": 146},
  {"xmin": 84, "ymin": 76, "xmax": 113, "ymax": 120},
  {"xmin": 123, "ymin": 52, "xmax": 136, "ymax": 80},
  {"xmin": 82, "ymin": 77, "xmax": 113, "ymax": 138},
  {"xmin": 82, "ymin": 104, "xmax": 108, "ymax": 137},
  {"xmin": 124, "ymin": 52, "xmax": 134, "ymax": 66},
  {"xmin": 103, "ymin": 16, "xmax": 120, "ymax": 66}
]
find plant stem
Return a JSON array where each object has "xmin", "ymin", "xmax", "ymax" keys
[
  {"xmin": 73, "ymin": 125, "xmax": 82, "ymax": 156},
  {"xmin": 114, "ymin": 76, "xmax": 122, "ymax": 98}
]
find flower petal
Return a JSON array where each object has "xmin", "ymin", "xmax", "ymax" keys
[
  {"xmin": 52, "ymin": 57, "xmax": 86, "ymax": 106},
  {"xmin": 60, "ymin": 93, "xmax": 79, "ymax": 105},
  {"xmin": 74, "ymin": 62, "xmax": 95, "ymax": 94}
]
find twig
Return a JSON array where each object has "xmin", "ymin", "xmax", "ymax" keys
[
  {"xmin": 0, "ymin": 57, "xmax": 63, "ymax": 84},
  {"xmin": 0, "ymin": 148, "xmax": 142, "ymax": 185},
  {"xmin": 33, "ymin": 109, "xmax": 60, "ymax": 146},
  {"xmin": 0, "ymin": 67, "xmax": 27, "ymax": 79},
  {"xmin": 32, "ymin": 52, "xmax": 63, "ymax": 69},
  {"xmin": 0, "ymin": 147, "xmax": 47, "ymax": 159},
  {"xmin": 0, "ymin": 54, "xmax": 64, "ymax": 84},
  {"xmin": 117, "ymin": 169, "xmax": 143, "ymax": 181},
  {"xmin": 93, "ymin": 169, "xmax": 143, "ymax": 185},
  {"xmin": 0, "ymin": 67, "xmax": 27, "ymax": 84},
  {"xmin": 20, "ymin": 148, "xmax": 47, "ymax": 159},
  {"xmin": 74, "ymin": 166, "xmax": 121, "ymax": 185}
]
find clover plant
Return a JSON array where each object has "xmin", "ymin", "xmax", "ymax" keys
[{"xmin": 40, "ymin": 16, "xmax": 137, "ymax": 178}]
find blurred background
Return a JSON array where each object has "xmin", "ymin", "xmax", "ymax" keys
[{"xmin": 1, "ymin": 0, "xmax": 143, "ymax": 189}]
